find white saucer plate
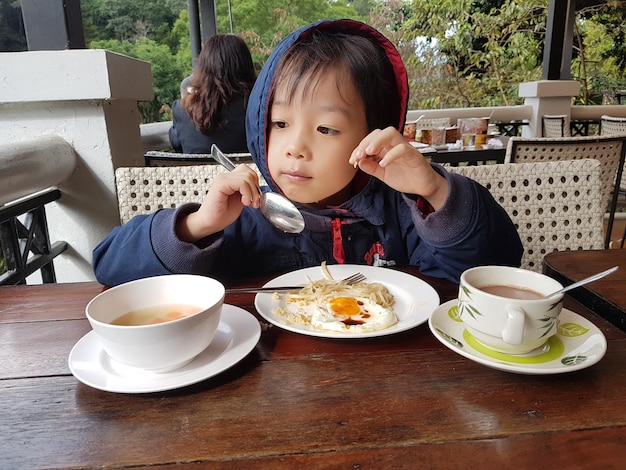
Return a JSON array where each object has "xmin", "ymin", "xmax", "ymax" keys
[
  {"xmin": 429, "ymin": 300, "xmax": 607, "ymax": 374},
  {"xmin": 255, "ymin": 265, "xmax": 440, "ymax": 339},
  {"xmin": 68, "ymin": 305, "xmax": 261, "ymax": 393}
]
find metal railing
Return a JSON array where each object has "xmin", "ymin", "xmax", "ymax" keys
[{"xmin": 0, "ymin": 189, "xmax": 68, "ymax": 285}]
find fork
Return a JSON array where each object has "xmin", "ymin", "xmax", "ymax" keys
[
  {"xmin": 225, "ymin": 272, "xmax": 366, "ymax": 294},
  {"xmin": 341, "ymin": 272, "xmax": 366, "ymax": 285}
]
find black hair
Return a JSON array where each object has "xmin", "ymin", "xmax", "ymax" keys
[{"xmin": 269, "ymin": 30, "xmax": 401, "ymax": 132}]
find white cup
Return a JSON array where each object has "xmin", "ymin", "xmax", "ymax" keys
[
  {"xmin": 86, "ymin": 275, "xmax": 225, "ymax": 372},
  {"xmin": 458, "ymin": 266, "xmax": 564, "ymax": 354}
]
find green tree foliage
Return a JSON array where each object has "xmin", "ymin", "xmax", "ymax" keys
[
  {"xmin": 384, "ymin": 0, "xmax": 547, "ymax": 109},
  {"xmin": 371, "ymin": 0, "xmax": 625, "ymax": 109},
  {"xmin": 213, "ymin": 0, "xmax": 366, "ymax": 67},
  {"xmin": 83, "ymin": 0, "xmax": 365, "ymax": 121},
  {"xmin": 81, "ymin": 0, "xmax": 186, "ymax": 43},
  {"xmin": 574, "ymin": 1, "xmax": 626, "ymax": 104},
  {"xmin": 85, "ymin": 1, "xmax": 189, "ymax": 122},
  {"xmin": 1, "ymin": 0, "xmax": 624, "ymax": 118}
]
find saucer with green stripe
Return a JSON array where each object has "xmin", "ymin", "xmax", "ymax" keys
[{"xmin": 428, "ymin": 300, "xmax": 607, "ymax": 374}]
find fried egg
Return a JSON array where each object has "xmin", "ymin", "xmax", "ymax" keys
[{"xmin": 311, "ymin": 296, "xmax": 398, "ymax": 333}]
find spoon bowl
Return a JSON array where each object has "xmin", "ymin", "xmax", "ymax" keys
[
  {"xmin": 211, "ymin": 145, "xmax": 305, "ymax": 233},
  {"xmin": 261, "ymin": 192, "xmax": 305, "ymax": 233}
]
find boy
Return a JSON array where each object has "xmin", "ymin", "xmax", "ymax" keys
[{"xmin": 94, "ymin": 19, "xmax": 522, "ymax": 286}]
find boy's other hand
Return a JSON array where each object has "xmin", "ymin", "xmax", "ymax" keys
[{"xmin": 349, "ymin": 127, "xmax": 449, "ymax": 211}]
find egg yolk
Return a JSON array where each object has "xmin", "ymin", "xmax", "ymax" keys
[{"xmin": 329, "ymin": 297, "xmax": 362, "ymax": 316}]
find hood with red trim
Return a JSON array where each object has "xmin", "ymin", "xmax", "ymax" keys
[{"xmin": 245, "ymin": 19, "xmax": 409, "ymax": 192}]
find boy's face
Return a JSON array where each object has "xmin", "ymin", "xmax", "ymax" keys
[{"xmin": 267, "ymin": 68, "xmax": 369, "ymax": 207}]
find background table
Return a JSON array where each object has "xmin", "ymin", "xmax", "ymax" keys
[
  {"xmin": 543, "ymin": 249, "xmax": 626, "ymax": 331},
  {"xmin": 428, "ymin": 146, "xmax": 506, "ymax": 166}
]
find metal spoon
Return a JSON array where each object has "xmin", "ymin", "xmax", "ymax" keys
[
  {"xmin": 545, "ymin": 266, "xmax": 619, "ymax": 298},
  {"xmin": 210, "ymin": 145, "xmax": 305, "ymax": 233}
]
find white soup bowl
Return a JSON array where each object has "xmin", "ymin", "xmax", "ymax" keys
[{"xmin": 86, "ymin": 274, "xmax": 224, "ymax": 372}]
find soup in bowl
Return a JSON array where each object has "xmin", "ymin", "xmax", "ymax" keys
[{"xmin": 86, "ymin": 274, "xmax": 225, "ymax": 372}]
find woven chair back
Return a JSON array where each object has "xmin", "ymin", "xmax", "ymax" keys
[
  {"xmin": 542, "ymin": 114, "xmax": 570, "ymax": 137},
  {"xmin": 450, "ymin": 159, "xmax": 605, "ymax": 272},
  {"xmin": 504, "ymin": 134, "xmax": 626, "ymax": 217},
  {"xmin": 600, "ymin": 115, "xmax": 626, "ymax": 136},
  {"xmin": 115, "ymin": 164, "xmax": 266, "ymax": 225}
]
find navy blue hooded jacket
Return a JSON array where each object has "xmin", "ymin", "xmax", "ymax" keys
[{"xmin": 93, "ymin": 19, "xmax": 523, "ymax": 287}]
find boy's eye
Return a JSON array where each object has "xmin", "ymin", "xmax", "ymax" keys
[
  {"xmin": 318, "ymin": 126, "xmax": 338, "ymax": 135},
  {"xmin": 271, "ymin": 121, "xmax": 288, "ymax": 129}
]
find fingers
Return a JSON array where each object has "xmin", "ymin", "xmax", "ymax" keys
[
  {"xmin": 218, "ymin": 165, "xmax": 262, "ymax": 208},
  {"xmin": 349, "ymin": 127, "xmax": 410, "ymax": 168},
  {"xmin": 348, "ymin": 127, "xmax": 421, "ymax": 171}
]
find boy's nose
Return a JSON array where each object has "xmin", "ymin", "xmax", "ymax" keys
[{"xmin": 285, "ymin": 142, "xmax": 309, "ymax": 159}]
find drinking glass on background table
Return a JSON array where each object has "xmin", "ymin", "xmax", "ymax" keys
[
  {"xmin": 474, "ymin": 118, "xmax": 489, "ymax": 147},
  {"xmin": 459, "ymin": 118, "xmax": 477, "ymax": 148},
  {"xmin": 431, "ymin": 126, "xmax": 447, "ymax": 148}
]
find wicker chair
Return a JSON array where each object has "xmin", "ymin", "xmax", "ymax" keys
[
  {"xmin": 600, "ymin": 115, "xmax": 626, "ymax": 136},
  {"xmin": 116, "ymin": 160, "xmax": 604, "ymax": 273},
  {"xmin": 450, "ymin": 159, "xmax": 605, "ymax": 272},
  {"xmin": 115, "ymin": 164, "xmax": 266, "ymax": 224},
  {"xmin": 505, "ymin": 134, "xmax": 626, "ymax": 248},
  {"xmin": 542, "ymin": 114, "xmax": 570, "ymax": 137},
  {"xmin": 600, "ymin": 115, "xmax": 626, "ymax": 247}
]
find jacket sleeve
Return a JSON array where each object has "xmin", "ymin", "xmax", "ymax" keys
[
  {"xmin": 404, "ymin": 166, "xmax": 523, "ymax": 283},
  {"xmin": 92, "ymin": 205, "xmax": 224, "ymax": 287},
  {"xmin": 93, "ymin": 213, "xmax": 172, "ymax": 286}
]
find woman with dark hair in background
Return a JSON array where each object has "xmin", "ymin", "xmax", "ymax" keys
[{"xmin": 169, "ymin": 34, "xmax": 256, "ymax": 154}]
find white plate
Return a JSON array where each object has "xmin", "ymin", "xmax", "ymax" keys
[
  {"xmin": 409, "ymin": 141, "xmax": 430, "ymax": 149},
  {"xmin": 68, "ymin": 305, "xmax": 261, "ymax": 393},
  {"xmin": 429, "ymin": 300, "xmax": 607, "ymax": 374},
  {"xmin": 254, "ymin": 265, "xmax": 440, "ymax": 338}
]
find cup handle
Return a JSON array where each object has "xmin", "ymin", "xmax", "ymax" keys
[{"xmin": 502, "ymin": 306, "xmax": 525, "ymax": 345}]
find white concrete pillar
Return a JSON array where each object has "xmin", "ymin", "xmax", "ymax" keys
[
  {"xmin": 518, "ymin": 80, "xmax": 580, "ymax": 137},
  {"xmin": 0, "ymin": 136, "xmax": 76, "ymax": 206},
  {"xmin": 0, "ymin": 50, "xmax": 153, "ymax": 282}
]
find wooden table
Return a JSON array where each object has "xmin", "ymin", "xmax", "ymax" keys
[
  {"xmin": 428, "ymin": 146, "xmax": 506, "ymax": 166},
  {"xmin": 2, "ymin": 267, "xmax": 626, "ymax": 468},
  {"xmin": 543, "ymin": 249, "xmax": 626, "ymax": 331}
]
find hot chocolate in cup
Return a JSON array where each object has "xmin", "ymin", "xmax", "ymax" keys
[{"xmin": 458, "ymin": 266, "xmax": 564, "ymax": 354}]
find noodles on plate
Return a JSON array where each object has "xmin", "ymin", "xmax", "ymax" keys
[{"xmin": 271, "ymin": 263, "xmax": 397, "ymax": 332}]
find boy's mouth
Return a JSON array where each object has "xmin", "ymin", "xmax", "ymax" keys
[{"xmin": 282, "ymin": 170, "xmax": 311, "ymax": 182}]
